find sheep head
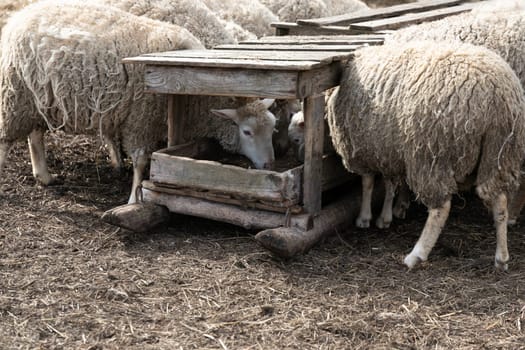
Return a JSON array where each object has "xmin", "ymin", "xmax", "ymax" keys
[{"xmin": 211, "ymin": 98, "xmax": 276, "ymax": 170}]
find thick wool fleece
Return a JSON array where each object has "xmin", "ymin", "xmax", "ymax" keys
[
  {"xmin": 0, "ymin": 0, "xmax": 203, "ymax": 158},
  {"xmin": 323, "ymin": 0, "xmax": 368, "ymax": 16},
  {"xmin": 94, "ymin": 0, "xmax": 238, "ymax": 48},
  {"xmin": 326, "ymin": 41, "xmax": 525, "ymax": 208},
  {"xmin": 260, "ymin": 0, "xmax": 329, "ymax": 23},
  {"xmin": 201, "ymin": 0, "xmax": 279, "ymax": 38},
  {"xmin": 387, "ymin": 0, "xmax": 525, "ymax": 90}
]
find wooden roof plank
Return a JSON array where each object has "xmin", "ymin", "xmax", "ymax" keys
[
  {"xmin": 349, "ymin": 2, "xmax": 477, "ymax": 31},
  {"xmin": 215, "ymin": 44, "xmax": 363, "ymax": 52},
  {"xmin": 123, "ymin": 55, "xmax": 329, "ymax": 70},
  {"xmin": 297, "ymin": 0, "xmax": 465, "ymax": 27},
  {"xmin": 241, "ymin": 34, "xmax": 385, "ymax": 45},
  {"xmin": 132, "ymin": 49, "xmax": 344, "ymax": 61},
  {"xmin": 270, "ymin": 22, "xmax": 383, "ymax": 35}
]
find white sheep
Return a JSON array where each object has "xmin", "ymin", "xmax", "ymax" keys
[
  {"xmin": 260, "ymin": 0, "xmax": 329, "ymax": 23},
  {"xmin": 91, "ymin": 0, "xmax": 238, "ymax": 49},
  {"xmin": 287, "ymin": 107, "xmax": 334, "ymax": 162},
  {"xmin": 384, "ymin": 0, "xmax": 525, "ymax": 224},
  {"xmin": 218, "ymin": 19, "xmax": 257, "ymax": 43},
  {"xmin": 323, "ymin": 0, "xmax": 369, "ymax": 16},
  {"xmin": 0, "ymin": 0, "xmax": 33, "ymax": 33},
  {"xmin": 326, "ymin": 40, "xmax": 525, "ymax": 270},
  {"xmin": 0, "ymin": 0, "xmax": 278, "ymax": 204},
  {"xmin": 201, "ymin": 0, "xmax": 279, "ymax": 38}
]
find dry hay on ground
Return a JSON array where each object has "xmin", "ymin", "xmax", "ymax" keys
[{"xmin": 0, "ymin": 132, "xmax": 524, "ymax": 349}]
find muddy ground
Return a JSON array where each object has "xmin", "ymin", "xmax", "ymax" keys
[{"xmin": 1, "ymin": 132, "xmax": 524, "ymax": 350}]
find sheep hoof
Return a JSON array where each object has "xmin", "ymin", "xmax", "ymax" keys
[
  {"xmin": 355, "ymin": 217, "xmax": 370, "ymax": 228},
  {"xmin": 36, "ymin": 174, "xmax": 59, "ymax": 186},
  {"xmin": 393, "ymin": 207, "xmax": 406, "ymax": 220},
  {"xmin": 494, "ymin": 257, "xmax": 509, "ymax": 272},
  {"xmin": 403, "ymin": 253, "xmax": 423, "ymax": 270},
  {"xmin": 375, "ymin": 217, "xmax": 391, "ymax": 229}
]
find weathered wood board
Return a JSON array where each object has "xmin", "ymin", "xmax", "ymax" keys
[
  {"xmin": 249, "ymin": 35, "xmax": 385, "ymax": 45},
  {"xmin": 142, "ymin": 64, "xmax": 343, "ymax": 99},
  {"xmin": 215, "ymin": 44, "xmax": 362, "ymax": 52},
  {"xmin": 142, "ymin": 188, "xmax": 314, "ymax": 231},
  {"xmin": 350, "ymin": 2, "xmax": 478, "ymax": 31},
  {"xmin": 297, "ymin": 0, "xmax": 464, "ymax": 27},
  {"xmin": 149, "ymin": 140, "xmax": 354, "ymax": 211}
]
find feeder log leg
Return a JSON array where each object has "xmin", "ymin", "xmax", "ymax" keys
[
  {"xmin": 255, "ymin": 189, "xmax": 362, "ymax": 258},
  {"xmin": 101, "ymin": 202, "xmax": 170, "ymax": 232},
  {"xmin": 303, "ymin": 94, "xmax": 325, "ymax": 214},
  {"xmin": 256, "ymin": 180, "xmax": 388, "ymax": 258}
]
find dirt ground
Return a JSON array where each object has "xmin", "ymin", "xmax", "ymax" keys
[
  {"xmin": 1, "ymin": 131, "xmax": 524, "ymax": 350},
  {"xmin": 1, "ymin": 0, "xmax": 524, "ymax": 349}
]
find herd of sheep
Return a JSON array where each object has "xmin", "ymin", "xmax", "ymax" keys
[{"xmin": 0, "ymin": 0, "xmax": 524, "ymax": 271}]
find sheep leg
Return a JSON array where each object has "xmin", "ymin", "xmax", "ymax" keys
[
  {"xmin": 0, "ymin": 141, "xmax": 11, "ymax": 191},
  {"xmin": 128, "ymin": 149, "xmax": 148, "ymax": 204},
  {"xmin": 28, "ymin": 129, "xmax": 55, "ymax": 185},
  {"xmin": 356, "ymin": 174, "xmax": 374, "ymax": 228},
  {"xmin": 104, "ymin": 135, "xmax": 123, "ymax": 172},
  {"xmin": 508, "ymin": 177, "xmax": 525, "ymax": 225},
  {"xmin": 393, "ymin": 181, "xmax": 411, "ymax": 219},
  {"xmin": 404, "ymin": 198, "xmax": 451, "ymax": 269},
  {"xmin": 492, "ymin": 193, "xmax": 509, "ymax": 271},
  {"xmin": 376, "ymin": 178, "xmax": 396, "ymax": 229}
]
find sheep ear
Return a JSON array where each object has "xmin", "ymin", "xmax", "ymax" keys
[
  {"xmin": 261, "ymin": 98, "xmax": 275, "ymax": 109},
  {"xmin": 210, "ymin": 108, "xmax": 240, "ymax": 124}
]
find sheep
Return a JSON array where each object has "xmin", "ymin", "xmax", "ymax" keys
[
  {"xmin": 384, "ymin": 0, "xmax": 525, "ymax": 224},
  {"xmin": 91, "ymin": 0, "xmax": 239, "ymax": 49},
  {"xmin": 178, "ymin": 96, "xmax": 278, "ymax": 170},
  {"xmin": 287, "ymin": 107, "xmax": 334, "ymax": 162},
  {"xmin": 217, "ymin": 19, "xmax": 257, "ymax": 43},
  {"xmin": 89, "ymin": 0, "xmax": 292, "ymax": 161},
  {"xmin": 201, "ymin": 0, "xmax": 279, "ymax": 38},
  {"xmin": 0, "ymin": 0, "xmax": 278, "ymax": 204},
  {"xmin": 325, "ymin": 40, "xmax": 525, "ymax": 270},
  {"xmin": 323, "ymin": 0, "xmax": 369, "ymax": 16},
  {"xmin": 0, "ymin": 0, "xmax": 33, "ymax": 33},
  {"xmin": 259, "ymin": 0, "xmax": 329, "ymax": 23}
]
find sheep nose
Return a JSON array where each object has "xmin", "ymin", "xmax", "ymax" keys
[{"xmin": 263, "ymin": 161, "xmax": 274, "ymax": 170}]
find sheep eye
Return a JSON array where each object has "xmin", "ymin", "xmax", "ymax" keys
[{"xmin": 243, "ymin": 129, "xmax": 253, "ymax": 137}]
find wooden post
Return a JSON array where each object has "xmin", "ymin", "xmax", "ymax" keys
[
  {"xmin": 302, "ymin": 94, "xmax": 325, "ymax": 214},
  {"xmin": 167, "ymin": 95, "xmax": 187, "ymax": 147},
  {"xmin": 255, "ymin": 188, "xmax": 362, "ymax": 257}
]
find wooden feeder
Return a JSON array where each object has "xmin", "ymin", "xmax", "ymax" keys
[
  {"xmin": 103, "ymin": 0, "xmax": 483, "ymax": 257},
  {"xmin": 102, "ymin": 46, "xmax": 366, "ymax": 258}
]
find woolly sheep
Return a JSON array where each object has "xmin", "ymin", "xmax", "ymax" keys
[
  {"xmin": 218, "ymin": 19, "xmax": 257, "ymax": 43},
  {"xmin": 0, "ymin": 0, "xmax": 33, "ymax": 33},
  {"xmin": 323, "ymin": 0, "xmax": 369, "ymax": 16},
  {"xmin": 385, "ymin": 0, "xmax": 525, "ymax": 223},
  {"xmin": 0, "ymin": 1, "xmax": 278, "ymax": 204},
  {"xmin": 287, "ymin": 106, "xmax": 334, "ymax": 162},
  {"xmin": 92, "ymin": 0, "xmax": 238, "ymax": 49},
  {"xmin": 260, "ymin": 0, "xmax": 329, "ymax": 23},
  {"xmin": 201, "ymin": 0, "xmax": 279, "ymax": 38},
  {"xmin": 326, "ymin": 40, "xmax": 525, "ymax": 270}
]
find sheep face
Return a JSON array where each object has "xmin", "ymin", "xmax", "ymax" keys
[
  {"xmin": 288, "ymin": 110, "xmax": 304, "ymax": 147},
  {"xmin": 211, "ymin": 98, "xmax": 276, "ymax": 170}
]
